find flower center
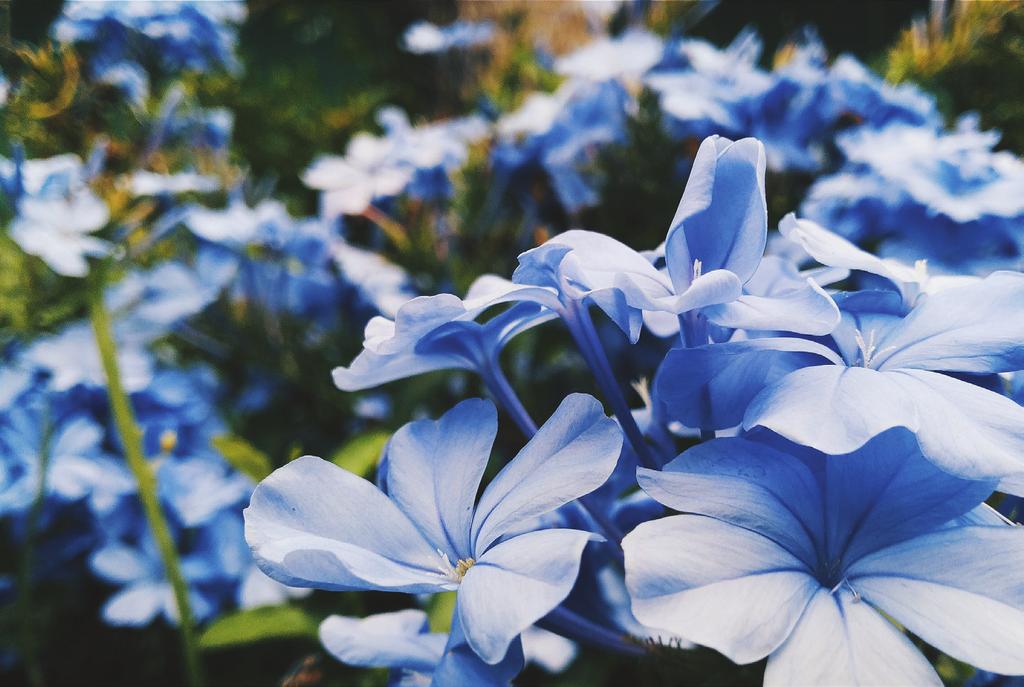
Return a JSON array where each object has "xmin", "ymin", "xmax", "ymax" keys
[
  {"xmin": 853, "ymin": 328, "xmax": 895, "ymax": 369},
  {"xmin": 436, "ymin": 550, "xmax": 475, "ymax": 584},
  {"xmin": 815, "ymin": 557, "xmax": 861, "ymax": 603},
  {"xmin": 691, "ymin": 258, "xmax": 703, "ymax": 281}
]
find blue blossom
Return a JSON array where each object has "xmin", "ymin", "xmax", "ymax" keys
[
  {"xmin": 333, "ymin": 276, "xmax": 552, "ymax": 391},
  {"xmin": 303, "ymin": 108, "xmax": 487, "ymax": 218},
  {"xmin": 90, "ymin": 510, "xmax": 249, "ymax": 626},
  {"xmin": 107, "ymin": 261, "xmax": 229, "ymax": 343},
  {"xmin": 647, "ymin": 30, "xmax": 938, "ymax": 173},
  {"xmin": 510, "ymin": 136, "xmax": 837, "ymax": 343},
  {"xmin": 802, "ymin": 115, "xmax": 1024, "ymax": 273},
  {"xmin": 22, "ymin": 323, "xmax": 153, "ymax": 393},
  {"xmin": 656, "ymin": 268, "xmax": 1024, "ymax": 490},
  {"xmin": 777, "ymin": 213, "xmax": 979, "ymax": 308},
  {"xmin": 0, "ymin": 390, "xmax": 110, "ymax": 518},
  {"xmin": 186, "ymin": 199, "xmax": 383, "ymax": 326},
  {"xmin": 554, "ymin": 28, "xmax": 664, "ymax": 83},
  {"xmin": 494, "ymin": 79, "xmax": 629, "ymax": 212},
  {"xmin": 54, "ymin": 0, "xmax": 245, "ymax": 76},
  {"xmin": 3, "ymin": 149, "xmax": 110, "ymax": 277},
  {"xmin": 319, "ymin": 609, "xmax": 524, "ymax": 686},
  {"xmin": 402, "ymin": 20, "xmax": 495, "ymax": 54},
  {"xmin": 245, "ymin": 395, "xmax": 621, "ymax": 664},
  {"xmin": 9, "ymin": 191, "xmax": 110, "ymax": 277},
  {"xmin": 624, "ymin": 429, "xmax": 1024, "ymax": 684}
]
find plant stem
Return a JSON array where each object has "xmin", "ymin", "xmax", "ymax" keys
[
  {"xmin": 16, "ymin": 411, "xmax": 50, "ymax": 687},
  {"xmin": 566, "ymin": 304, "xmax": 660, "ymax": 470},
  {"xmin": 87, "ymin": 281, "xmax": 203, "ymax": 687},
  {"xmin": 540, "ymin": 607, "xmax": 646, "ymax": 658},
  {"xmin": 361, "ymin": 204, "xmax": 411, "ymax": 251}
]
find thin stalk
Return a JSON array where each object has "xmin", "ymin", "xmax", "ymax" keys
[
  {"xmin": 567, "ymin": 305, "xmax": 660, "ymax": 470},
  {"xmin": 479, "ymin": 360, "xmax": 626, "ymax": 559},
  {"xmin": 361, "ymin": 204, "xmax": 411, "ymax": 252},
  {"xmin": 681, "ymin": 311, "xmax": 717, "ymax": 443},
  {"xmin": 16, "ymin": 412, "xmax": 50, "ymax": 687},
  {"xmin": 87, "ymin": 282, "xmax": 203, "ymax": 687},
  {"xmin": 540, "ymin": 607, "xmax": 646, "ymax": 658}
]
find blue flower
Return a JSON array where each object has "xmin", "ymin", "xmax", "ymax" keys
[
  {"xmin": 656, "ymin": 269, "xmax": 1024, "ymax": 490},
  {"xmin": 89, "ymin": 533, "xmax": 216, "ymax": 627},
  {"xmin": 802, "ymin": 115, "xmax": 1024, "ymax": 273},
  {"xmin": 402, "ymin": 20, "xmax": 495, "ymax": 54},
  {"xmin": 22, "ymin": 323, "xmax": 153, "ymax": 393},
  {"xmin": 494, "ymin": 80, "xmax": 630, "ymax": 213},
  {"xmin": 777, "ymin": 214, "xmax": 979, "ymax": 309},
  {"xmin": 54, "ymin": 1, "xmax": 244, "ymax": 76},
  {"xmin": 511, "ymin": 136, "xmax": 837, "ymax": 343},
  {"xmin": 9, "ymin": 191, "xmax": 109, "ymax": 277},
  {"xmin": 554, "ymin": 28, "xmax": 664, "ymax": 83},
  {"xmin": 319, "ymin": 609, "xmax": 524, "ymax": 686},
  {"xmin": 624, "ymin": 429, "xmax": 1024, "ymax": 683},
  {"xmin": 647, "ymin": 30, "xmax": 938, "ymax": 173},
  {"xmin": 333, "ymin": 276, "xmax": 553, "ymax": 391},
  {"xmin": 303, "ymin": 108, "xmax": 487, "ymax": 217},
  {"xmin": 245, "ymin": 394, "xmax": 622, "ymax": 663}
]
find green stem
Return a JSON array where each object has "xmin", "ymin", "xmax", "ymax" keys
[
  {"xmin": 87, "ymin": 281, "xmax": 203, "ymax": 687},
  {"xmin": 17, "ymin": 411, "xmax": 50, "ymax": 687}
]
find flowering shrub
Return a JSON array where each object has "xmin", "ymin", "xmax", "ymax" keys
[{"xmin": 1, "ymin": 2, "xmax": 1023, "ymax": 686}]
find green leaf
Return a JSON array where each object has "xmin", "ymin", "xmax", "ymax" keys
[
  {"xmin": 425, "ymin": 591, "xmax": 457, "ymax": 633},
  {"xmin": 211, "ymin": 434, "xmax": 273, "ymax": 482},
  {"xmin": 199, "ymin": 605, "xmax": 319, "ymax": 650},
  {"xmin": 330, "ymin": 430, "xmax": 390, "ymax": 476}
]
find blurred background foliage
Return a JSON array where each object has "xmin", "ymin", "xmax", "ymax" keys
[{"xmin": 2, "ymin": 1, "xmax": 1024, "ymax": 685}]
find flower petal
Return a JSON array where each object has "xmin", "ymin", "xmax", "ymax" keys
[
  {"xmin": 873, "ymin": 271, "xmax": 1024, "ymax": 373},
  {"xmin": 244, "ymin": 456, "xmax": 444, "ymax": 592},
  {"xmin": 102, "ymin": 582, "xmax": 167, "ymax": 626},
  {"xmin": 851, "ymin": 526, "xmax": 1024, "ymax": 675},
  {"xmin": 665, "ymin": 136, "xmax": 767, "ymax": 288},
  {"xmin": 656, "ymin": 337, "xmax": 838, "ymax": 430},
  {"xmin": 386, "ymin": 399, "xmax": 496, "ymax": 558},
  {"xmin": 812, "ymin": 429, "xmax": 995, "ymax": 564},
  {"xmin": 763, "ymin": 588, "xmax": 941, "ymax": 687},
  {"xmin": 459, "ymin": 529, "xmax": 597, "ymax": 664},
  {"xmin": 319, "ymin": 610, "xmax": 446, "ymax": 673},
  {"xmin": 890, "ymin": 370, "xmax": 1024, "ymax": 489},
  {"xmin": 434, "ymin": 614, "xmax": 525, "ymax": 686},
  {"xmin": 703, "ymin": 278, "xmax": 839, "ymax": 336},
  {"xmin": 623, "ymin": 515, "xmax": 816, "ymax": 664},
  {"xmin": 471, "ymin": 394, "xmax": 622, "ymax": 551},
  {"xmin": 744, "ymin": 365, "xmax": 917, "ymax": 456},
  {"xmin": 637, "ymin": 438, "xmax": 822, "ymax": 566}
]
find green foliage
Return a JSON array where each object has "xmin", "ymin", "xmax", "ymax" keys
[
  {"xmin": 425, "ymin": 591, "xmax": 457, "ymax": 633},
  {"xmin": 199, "ymin": 605, "xmax": 320, "ymax": 650},
  {"xmin": 202, "ymin": 0, "xmax": 458, "ymax": 214},
  {"xmin": 211, "ymin": 434, "xmax": 274, "ymax": 482},
  {"xmin": 887, "ymin": 1, "xmax": 1024, "ymax": 153},
  {"xmin": 330, "ymin": 430, "xmax": 390, "ymax": 477},
  {"xmin": 587, "ymin": 89, "xmax": 691, "ymax": 248}
]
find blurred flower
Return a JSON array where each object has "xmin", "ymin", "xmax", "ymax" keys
[
  {"xmin": 402, "ymin": 19, "xmax": 495, "ymax": 54},
  {"xmin": 554, "ymin": 28, "xmax": 663, "ymax": 83},
  {"xmin": 803, "ymin": 115, "xmax": 1024, "ymax": 273}
]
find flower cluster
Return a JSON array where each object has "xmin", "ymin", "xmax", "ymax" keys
[
  {"xmin": 249, "ymin": 132, "xmax": 1024, "ymax": 684},
  {"xmin": 3, "ymin": 4, "xmax": 1024, "ymax": 686}
]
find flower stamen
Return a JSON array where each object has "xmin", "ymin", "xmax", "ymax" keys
[{"xmin": 436, "ymin": 549, "xmax": 475, "ymax": 583}]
